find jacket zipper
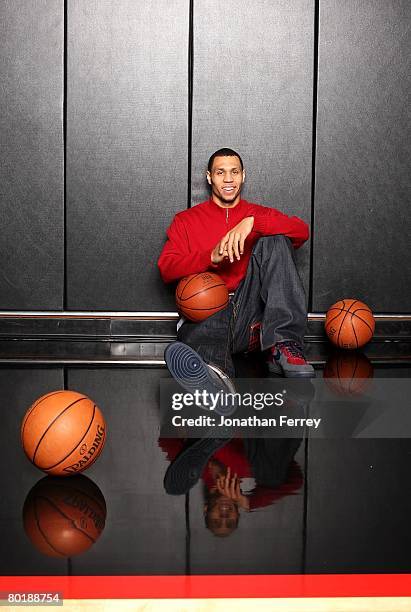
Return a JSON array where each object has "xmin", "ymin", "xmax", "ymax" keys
[{"xmin": 226, "ymin": 207, "xmax": 228, "ymax": 225}]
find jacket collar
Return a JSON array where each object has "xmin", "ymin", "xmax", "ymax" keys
[{"xmin": 208, "ymin": 197, "xmax": 247, "ymax": 210}]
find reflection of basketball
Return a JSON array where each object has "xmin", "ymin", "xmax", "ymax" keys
[
  {"xmin": 21, "ymin": 390, "xmax": 106, "ymax": 476},
  {"xmin": 176, "ymin": 272, "xmax": 229, "ymax": 322},
  {"xmin": 23, "ymin": 475, "xmax": 106, "ymax": 557},
  {"xmin": 325, "ymin": 299, "xmax": 375, "ymax": 349},
  {"xmin": 324, "ymin": 351, "xmax": 373, "ymax": 396}
]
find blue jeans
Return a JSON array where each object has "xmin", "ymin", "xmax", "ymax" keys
[{"xmin": 177, "ymin": 235, "xmax": 308, "ymax": 377}]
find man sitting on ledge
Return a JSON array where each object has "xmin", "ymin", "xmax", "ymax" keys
[{"xmin": 158, "ymin": 148, "xmax": 314, "ymax": 401}]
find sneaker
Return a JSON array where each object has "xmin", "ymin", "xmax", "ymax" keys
[
  {"xmin": 267, "ymin": 341, "xmax": 315, "ymax": 378},
  {"xmin": 164, "ymin": 437, "xmax": 230, "ymax": 495},
  {"xmin": 164, "ymin": 341, "xmax": 238, "ymax": 416}
]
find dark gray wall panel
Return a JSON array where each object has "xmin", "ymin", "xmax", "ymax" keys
[
  {"xmin": 191, "ymin": 0, "xmax": 314, "ymax": 291},
  {"xmin": 313, "ymin": 1, "xmax": 411, "ymax": 312},
  {"xmin": 0, "ymin": 1, "xmax": 64, "ymax": 309},
  {"xmin": 67, "ymin": 1, "xmax": 188, "ymax": 310}
]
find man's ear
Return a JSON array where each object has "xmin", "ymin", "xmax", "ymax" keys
[
  {"xmin": 206, "ymin": 171, "xmax": 212, "ymax": 185},
  {"xmin": 242, "ymin": 169, "xmax": 246, "ymax": 183}
]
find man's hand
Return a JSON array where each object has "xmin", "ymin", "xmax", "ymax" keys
[
  {"xmin": 211, "ymin": 216, "xmax": 254, "ymax": 264},
  {"xmin": 216, "ymin": 467, "xmax": 250, "ymax": 510},
  {"xmin": 211, "ymin": 242, "xmax": 228, "ymax": 264}
]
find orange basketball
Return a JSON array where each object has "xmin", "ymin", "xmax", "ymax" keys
[
  {"xmin": 325, "ymin": 299, "xmax": 375, "ymax": 349},
  {"xmin": 176, "ymin": 272, "xmax": 229, "ymax": 322},
  {"xmin": 323, "ymin": 351, "xmax": 373, "ymax": 396},
  {"xmin": 23, "ymin": 475, "xmax": 106, "ymax": 558},
  {"xmin": 21, "ymin": 390, "xmax": 106, "ymax": 476}
]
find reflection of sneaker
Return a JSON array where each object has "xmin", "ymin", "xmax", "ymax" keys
[
  {"xmin": 164, "ymin": 342, "xmax": 238, "ymax": 416},
  {"xmin": 267, "ymin": 341, "xmax": 315, "ymax": 378},
  {"xmin": 164, "ymin": 437, "xmax": 230, "ymax": 495}
]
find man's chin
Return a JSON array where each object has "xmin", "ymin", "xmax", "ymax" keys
[{"xmin": 216, "ymin": 191, "xmax": 240, "ymax": 205}]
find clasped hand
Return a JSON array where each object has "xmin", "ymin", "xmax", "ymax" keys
[
  {"xmin": 216, "ymin": 467, "xmax": 250, "ymax": 510},
  {"xmin": 211, "ymin": 216, "xmax": 254, "ymax": 264}
]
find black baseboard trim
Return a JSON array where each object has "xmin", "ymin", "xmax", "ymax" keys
[{"xmin": 0, "ymin": 313, "xmax": 410, "ymax": 342}]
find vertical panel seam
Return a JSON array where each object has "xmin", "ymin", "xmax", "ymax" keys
[
  {"xmin": 308, "ymin": 0, "xmax": 320, "ymax": 312},
  {"xmin": 63, "ymin": 0, "xmax": 68, "ymax": 309},
  {"xmin": 185, "ymin": 491, "xmax": 191, "ymax": 574},
  {"xmin": 301, "ymin": 435, "xmax": 310, "ymax": 573},
  {"xmin": 187, "ymin": 0, "xmax": 194, "ymax": 209}
]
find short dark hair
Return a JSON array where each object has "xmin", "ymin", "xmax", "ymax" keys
[{"xmin": 207, "ymin": 148, "xmax": 243, "ymax": 172}]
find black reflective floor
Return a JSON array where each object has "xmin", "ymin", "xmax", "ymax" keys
[{"xmin": 1, "ymin": 340, "xmax": 411, "ymax": 576}]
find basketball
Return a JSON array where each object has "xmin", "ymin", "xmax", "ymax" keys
[
  {"xmin": 21, "ymin": 390, "xmax": 106, "ymax": 476},
  {"xmin": 23, "ymin": 475, "xmax": 106, "ymax": 558},
  {"xmin": 176, "ymin": 272, "xmax": 229, "ymax": 322},
  {"xmin": 323, "ymin": 351, "xmax": 374, "ymax": 395},
  {"xmin": 325, "ymin": 299, "xmax": 375, "ymax": 349}
]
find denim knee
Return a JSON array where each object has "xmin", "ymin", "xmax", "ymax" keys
[
  {"xmin": 254, "ymin": 234, "xmax": 291, "ymax": 247},
  {"xmin": 251, "ymin": 234, "xmax": 292, "ymax": 258}
]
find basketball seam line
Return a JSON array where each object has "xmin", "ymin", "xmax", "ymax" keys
[
  {"xmin": 336, "ymin": 307, "xmax": 351, "ymax": 347},
  {"xmin": 21, "ymin": 390, "xmax": 68, "ymax": 443},
  {"xmin": 347, "ymin": 299, "xmax": 359, "ymax": 313},
  {"xmin": 35, "ymin": 495, "xmax": 96, "ymax": 545},
  {"xmin": 41, "ymin": 405, "xmax": 97, "ymax": 471},
  {"xmin": 336, "ymin": 358, "xmax": 341, "ymax": 381},
  {"xmin": 31, "ymin": 397, "xmax": 89, "ymax": 465},
  {"xmin": 181, "ymin": 300, "xmax": 229, "ymax": 311},
  {"xmin": 42, "ymin": 482, "xmax": 106, "ymax": 515},
  {"xmin": 351, "ymin": 312, "xmax": 374, "ymax": 334},
  {"xmin": 178, "ymin": 283, "xmax": 226, "ymax": 302},
  {"xmin": 176, "ymin": 275, "xmax": 196, "ymax": 300},
  {"xmin": 177, "ymin": 273, "xmax": 213, "ymax": 298},
  {"xmin": 352, "ymin": 355, "xmax": 360, "ymax": 384},
  {"xmin": 325, "ymin": 309, "xmax": 344, "ymax": 329},
  {"xmin": 34, "ymin": 498, "xmax": 67, "ymax": 557},
  {"xmin": 351, "ymin": 319, "xmax": 359, "ymax": 349}
]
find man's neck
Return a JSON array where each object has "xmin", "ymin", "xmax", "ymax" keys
[{"xmin": 211, "ymin": 196, "xmax": 241, "ymax": 209}]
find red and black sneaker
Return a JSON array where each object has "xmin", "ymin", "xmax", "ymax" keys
[{"xmin": 267, "ymin": 341, "xmax": 315, "ymax": 378}]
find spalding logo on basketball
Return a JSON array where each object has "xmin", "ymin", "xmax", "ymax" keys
[
  {"xmin": 21, "ymin": 390, "xmax": 106, "ymax": 476},
  {"xmin": 176, "ymin": 272, "xmax": 229, "ymax": 322}
]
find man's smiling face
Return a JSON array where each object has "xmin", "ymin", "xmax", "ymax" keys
[{"xmin": 207, "ymin": 155, "xmax": 245, "ymax": 207}]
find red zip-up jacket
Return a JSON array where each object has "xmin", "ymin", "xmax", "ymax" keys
[{"xmin": 158, "ymin": 199, "xmax": 309, "ymax": 292}]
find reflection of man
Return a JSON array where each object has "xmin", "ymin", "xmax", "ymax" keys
[
  {"xmin": 204, "ymin": 465, "xmax": 248, "ymax": 537},
  {"xmin": 158, "ymin": 148, "xmax": 314, "ymax": 397},
  {"xmin": 160, "ymin": 437, "xmax": 303, "ymax": 537}
]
